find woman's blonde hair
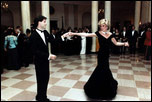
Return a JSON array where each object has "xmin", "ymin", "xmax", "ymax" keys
[{"xmin": 98, "ymin": 19, "xmax": 110, "ymax": 30}]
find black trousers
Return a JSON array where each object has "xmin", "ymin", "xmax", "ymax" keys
[
  {"xmin": 129, "ymin": 42, "xmax": 136, "ymax": 54},
  {"xmin": 35, "ymin": 60, "xmax": 50, "ymax": 100},
  {"xmin": 120, "ymin": 46, "xmax": 127, "ymax": 54},
  {"xmin": 7, "ymin": 48, "xmax": 19, "ymax": 70},
  {"xmin": 17, "ymin": 48, "xmax": 25, "ymax": 68},
  {"xmin": 138, "ymin": 39, "xmax": 145, "ymax": 53}
]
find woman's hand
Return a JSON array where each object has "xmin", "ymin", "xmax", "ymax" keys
[{"xmin": 124, "ymin": 42, "xmax": 129, "ymax": 47}]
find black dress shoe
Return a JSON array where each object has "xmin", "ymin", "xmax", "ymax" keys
[
  {"xmin": 25, "ymin": 65, "xmax": 29, "ymax": 67},
  {"xmin": 45, "ymin": 98, "xmax": 51, "ymax": 101},
  {"xmin": 36, "ymin": 98, "xmax": 51, "ymax": 101}
]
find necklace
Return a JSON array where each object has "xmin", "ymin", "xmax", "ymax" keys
[{"xmin": 101, "ymin": 31, "xmax": 108, "ymax": 35}]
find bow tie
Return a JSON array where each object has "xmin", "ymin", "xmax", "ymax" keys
[{"xmin": 37, "ymin": 29, "xmax": 44, "ymax": 33}]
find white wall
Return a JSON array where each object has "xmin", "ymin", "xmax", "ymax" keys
[
  {"xmin": 50, "ymin": 3, "xmax": 65, "ymax": 29},
  {"xmin": 78, "ymin": 5, "xmax": 91, "ymax": 28},
  {"xmin": 49, "ymin": 3, "xmax": 91, "ymax": 29},
  {"xmin": 1, "ymin": 1, "xmax": 22, "ymax": 28},
  {"xmin": 68, "ymin": 4, "xmax": 74, "ymax": 29},
  {"xmin": 141, "ymin": 1, "xmax": 151, "ymax": 24},
  {"xmin": 1, "ymin": 9, "xmax": 14, "ymax": 27},
  {"xmin": 1, "ymin": 1, "xmax": 91, "ymax": 30},
  {"xmin": 82, "ymin": 12, "xmax": 91, "ymax": 27}
]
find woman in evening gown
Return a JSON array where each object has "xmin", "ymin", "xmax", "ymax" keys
[{"xmin": 62, "ymin": 19, "xmax": 129, "ymax": 100}]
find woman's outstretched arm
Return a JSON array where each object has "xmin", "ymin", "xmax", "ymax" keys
[
  {"xmin": 69, "ymin": 32, "xmax": 97, "ymax": 37},
  {"xmin": 111, "ymin": 37, "xmax": 129, "ymax": 46}
]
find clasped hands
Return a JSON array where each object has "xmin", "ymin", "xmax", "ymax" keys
[{"xmin": 62, "ymin": 32, "xmax": 73, "ymax": 38}]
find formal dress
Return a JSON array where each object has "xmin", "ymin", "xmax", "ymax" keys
[
  {"xmin": 84, "ymin": 31, "xmax": 118, "ymax": 100},
  {"xmin": 73, "ymin": 35, "xmax": 81, "ymax": 55},
  {"xmin": 17, "ymin": 33, "xmax": 26, "ymax": 68},
  {"xmin": 24, "ymin": 35, "xmax": 33, "ymax": 67},
  {"xmin": 4, "ymin": 35, "xmax": 19, "ymax": 70},
  {"xmin": 144, "ymin": 30, "xmax": 151, "ymax": 60},
  {"xmin": 80, "ymin": 36, "xmax": 86, "ymax": 54}
]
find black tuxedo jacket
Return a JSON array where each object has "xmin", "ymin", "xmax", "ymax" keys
[
  {"xmin": 49, "ymin": 33, "xmax": 63, "ymax": 43},
  {"xmin": 139, "ymin": 31, "xmax": 146, "ymax": 39},
  {"xmin": 49, "ymin": 33, "xmax": 64, "ymax": 43},
  {"xmin": 128, "ymin": 30, "xmax": 138, "ymax": 43},
  {"xmin": 30, "ymin": 30, "xmax": 51, "ymax": 63},
  {"xmin": 120, "ymin": 31, "xmax": 129, "ymax": 42},
  {"xmin": 17, "ymin": 33, "xmax": 26, "ymax": 49}
]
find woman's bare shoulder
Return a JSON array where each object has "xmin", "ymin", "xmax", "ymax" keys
[{"xmin": 108, "ymin": 32, "xmax": 112, "ymax": 35}]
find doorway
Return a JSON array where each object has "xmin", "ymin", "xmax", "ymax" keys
[{"xmin": 50, "ymin": 20, "xmax": 58, "ymax": 30}]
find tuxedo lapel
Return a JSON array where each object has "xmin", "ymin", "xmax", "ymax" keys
[
  {"xmin": 44, "ymin": 31, "xmax": 48, "ymax": 47},
  {"xmin": 35, "ymin": 31, "xmax": 47, "ymax": 46}
]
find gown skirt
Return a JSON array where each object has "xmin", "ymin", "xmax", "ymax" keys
[{"xmin": 84, "ymin": 54, "xmax": 118, "ymax": 100}]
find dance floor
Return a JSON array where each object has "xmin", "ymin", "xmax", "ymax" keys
[{"xmin": 1, "ymin": 53, "xmax": 151, "ymax": 101}]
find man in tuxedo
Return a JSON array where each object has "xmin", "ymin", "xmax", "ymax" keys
[
  {"xmin": 49, "ymin": 28, "xmax": 63, "ymax": 55},
  {"xmin": 30, "ymin": 15, "xmax": 56, "ymax": 101},
  {"xmin": 128, "ymin": 25, "xmax": 138, "ymax": 54},
  {"xmin": 120, "ymin": 26, "xmax": 128, "ymax": 54},
  {"xmin": 85, "ymin": 26, "xmax": 92, "ymax": 54},
  {"xmin": 138, "ymin": 27, "xmax": 146, "ymax": 53},
  {"xmin": 15, "ymin": 26, "xmax": 26, "ymax": 69}
]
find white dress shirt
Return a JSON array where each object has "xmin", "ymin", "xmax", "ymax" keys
[
  {"xmin": 123, "ymin": 31, "xmax": 126, "ymax": 37},
  {"xmin": 17, "ymin": 33, "xmax": 20, "ymax": 38},
  {"xmin": 36, "ymin": 29, "xmax": 46, "ymax": 45},
  {"xmin": 141, "ymin": 31, "xmax": 145, "ymax": 36},
  {"xmin": 132, "ymin": 30, "xmax": 135, "ymax": 36},
  {"xmin": 36, "ymin": 29, "xmax": 53, "ymax": 60},
  {"xmin": 52, "ymin": 34, "xmax": 55, "ymax": 39}
]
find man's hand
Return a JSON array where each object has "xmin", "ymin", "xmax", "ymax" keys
[
  {"xmin": 49, "ymin": 54, "xmax": 57, "ymax": 60},
  {"xmin": 62, "ymin": 32, "xmax": 70, "ymax": 38}
]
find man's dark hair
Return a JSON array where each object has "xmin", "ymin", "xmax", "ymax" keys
[
  {"xmin": 85, "ymin": 26, "xmax": 89, "ymax": 29},
  {"xmin": 16, "ymin": 26, "xmax": 21, "ymax": 29},
  {"xmin": 26, "ymin": 29, "xmax": 31, "ymax": 34},
  {"xmin": 7, "ymin": 29, "xmax": 15, "ymax": 35},
  {"xmin": 33, "ymin": 15, "xmax": 47, "ymax": 28}
]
